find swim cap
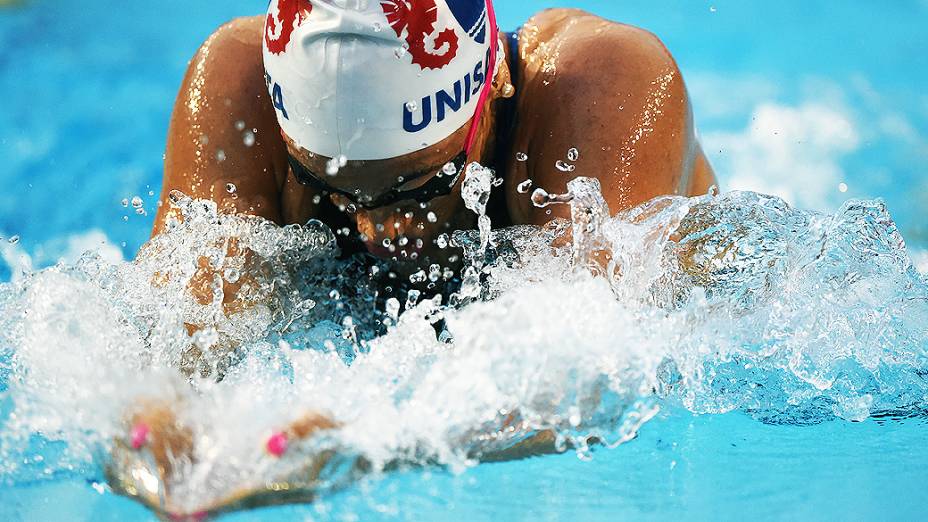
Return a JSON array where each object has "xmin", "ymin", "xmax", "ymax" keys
[{"xmin": 263, "ymin": 0, "xmax": 499, "ymax": 161}]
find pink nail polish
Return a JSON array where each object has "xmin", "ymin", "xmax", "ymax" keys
[
  {"xmin": 266, "ymin": 431, "xmax": 289, "ymax": 457},
  {"xmin": 130, "ymin": 422, "xmax": 150, "ymax": 450}
]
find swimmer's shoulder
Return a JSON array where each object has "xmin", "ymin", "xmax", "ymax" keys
[
  {"xmin": 499, "ymin": 9, "xmax": 700, "ymax": 224},
  {"xmin": 183, "ymin": 16, "xmax": 266, "ymax": 86},
  {"xmin": 514, "ymin": 8, "xmax": 676, "ymax": 82},
  {"xmin": 157, "ymin": 15, "xmax": 291, "ymax": 235}
]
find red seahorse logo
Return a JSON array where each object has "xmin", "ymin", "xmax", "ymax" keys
[
  {"xmin": 381, "ymin": 0, "xmax": 460, "ymax": 70},
  {"xmin": 265, "ymin": 0, "xmax": 313, "ymax": 55}
]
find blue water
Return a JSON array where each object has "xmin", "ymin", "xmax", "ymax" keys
[{"xmin": 1, "ymin": 1, "xmax": 927, "ymax": 520}]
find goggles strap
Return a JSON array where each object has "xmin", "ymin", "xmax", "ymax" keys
[{"xmin": 463, "ymin": 0, "xmax": 499, "ymax": 157}]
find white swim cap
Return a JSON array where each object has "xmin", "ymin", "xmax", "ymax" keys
[{"xmin": 263, "ymin": 0, "xmax": 499, "ymax": 161}]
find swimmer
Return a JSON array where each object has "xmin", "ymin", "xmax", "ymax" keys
[
  {"xmin": 118, "ymin": 0, "xmax": 717, "ymax": 516},
  {"xmin": 153, "ymin": 0, "xmax": 715, "ymax": 261}
]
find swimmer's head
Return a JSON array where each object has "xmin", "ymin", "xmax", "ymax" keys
[
  {"xmin": 264, "ymin": 0, "xmax": 500, "ymax": 261},
  {"xmin": 263, "ymin": 0, "xmax": 498, "ymax": 163}
]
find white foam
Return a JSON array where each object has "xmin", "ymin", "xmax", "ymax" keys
[{"xmin": 0, "ymin": 172, "xmax": 926, "ymax": 511}]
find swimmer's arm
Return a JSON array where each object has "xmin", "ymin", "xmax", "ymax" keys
[
  {"xmin": 108, "ymin": 405, "xmax": 565, "ymax": 517},
  {"xmin": 505, "ymin": 9, "xmax": 717, "ymax": 225},
  {"xmin": 153, "ymin": 16, "xmax": 305, "ymax": 237}
]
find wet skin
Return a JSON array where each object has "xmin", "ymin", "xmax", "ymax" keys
[{"xmin": 153, "ymin": 9, "xmax": 716, "ymax": 264}]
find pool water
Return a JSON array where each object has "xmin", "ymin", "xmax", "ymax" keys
[{"xmin": 1, "ymin": 1, "xmax": 927, "ymax": 520}]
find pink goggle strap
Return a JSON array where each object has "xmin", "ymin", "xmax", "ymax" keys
[{"xmin": 464, "ymin": 0, "xmax": 499, "ymax": 156}]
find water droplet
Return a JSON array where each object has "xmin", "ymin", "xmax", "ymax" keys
[
  {"xmin": 131, "ymin": 196, "xmax": 144, "ymax": 208},
  {"xmin": 427, "ymin": 212, "xmax": 438, "ymax": 223},
  {"xmin": 517, "ymin": 180, "xmax": 533, "ymax": 194},
  {"xmin": 382, "ymin": 238, "xmax": 392, "ymax": 248},
  {"xmin": 121, "ymin": 198, "xmax": 129, "ymax": 207},
  {"xmin": 372, "ymin": 21, "xmax": 383, "ymax": 32},
  {"xmin": 312, "ymin": 194, "xmax": 322, "ymax": 204},
  {"xmin": 409, "ymin": 270, "xmax": 427, "ymax": 284},
  {"xmin": 516, "ymin": 152, "xmax": 528, "ymax": 162},
  {"xmin": 8, "ymin": 235, "xmax": 20, "ymax": 245},
  {"xmin": 568, "ymin": 407, "xmax": 582, "ymax": 427},
  {"xmin": 838, "ymin": 182, "xmax": 849, "ymax": 193},
  {"xmin": 329, "ymin": 290, "xmax": 341, "ymax": 300},
  {"xmin": 398, "ymin": 236, "xmax": 409, "ymax": 247},
  {"xmin": 235, "ymin": 120, "xmax": 246, "ymax": 131},
  {"xmin": 223, "ymin": 268, "xmax": 240, "ymax": 283},
  {"xmin": 338, "ymin": 155, "xmax": 348, "ymax": 168},
  {"xmin": 216, "ymin": 149, "xmax": 227, "ymax": 162},
  {"xmin": 243, "ymin": 131, "xmax": 256, "ymax": 147},
  {"xmin": 567, "ymin": 148, "xmax": 580, "ymax": 162},
  {"xmin": 531, "ymin": 188, "xmax": 551, "ymax": 207},
  {"xmin": 385, "ymin": 298, "xmax": 400, "ymax": 321},
  {"xmin": 225, "ymin": 183, "xmax": 237, "ymax": 194},
  {"xmin": 436, "ymin": 234, "xmax": 449, "ymax": 249},
  {"xmin": 555, "ymin": 160, "xmax": 575, "ymax": 172},
  {"xmin": 325, "ymin": 158, "xmax": 340, "ymax": 176},
  {"xmin": 405, "ymin": 100, "xmax": 418, "ymax": 112},
  {"xmin": 442, "ymin": 162, "xmax": 457, "ymax": 176},
  {"xmin": 169, "ymin": 189, "xmax": 186, "ymax": 204}
]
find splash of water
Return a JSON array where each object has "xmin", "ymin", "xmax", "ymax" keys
[{"xmin": 0, "ymin": 166, "xmax": 926, "ymax": 514}]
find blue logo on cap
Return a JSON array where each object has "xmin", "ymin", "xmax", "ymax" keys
[{"xmin": 446, "ymin": 0, "xmax": 487, "ymax": 44}]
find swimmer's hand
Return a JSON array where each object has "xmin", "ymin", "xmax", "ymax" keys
[{"xmin": 106, "ymin": 403, "xmax": 339, "ymax": 520}]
